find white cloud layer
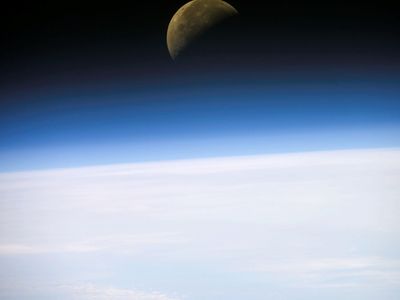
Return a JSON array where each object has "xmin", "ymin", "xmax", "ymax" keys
[
  {"xmin": 0, "ymin": 283, "xmax": 179, "ymax": 300},
  {"xmin": 0, "ymin": 148, "xmax": 400, "ymax": 299},
  {"xmin": 58, "ymin": 284, "xmax": 179, "ymax": 300}
]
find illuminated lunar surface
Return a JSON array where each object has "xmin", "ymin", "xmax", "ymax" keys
[{"xmin": 167, "ymin": 0, "xmax": 238, "ymax": 59}]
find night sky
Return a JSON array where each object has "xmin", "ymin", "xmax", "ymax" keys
[{"xmin": 1, "ymin": 0, "xmax": 400, "ymax": 170}]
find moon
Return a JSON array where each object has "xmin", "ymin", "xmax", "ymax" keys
[{"xmin": 167, "ymin": 0, "xmax": 238, "ymax": 60}]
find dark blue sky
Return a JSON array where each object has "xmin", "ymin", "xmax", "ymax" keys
[{"xmin": 1, "ymin": 69, "xmax": 399, "ymax": 171}]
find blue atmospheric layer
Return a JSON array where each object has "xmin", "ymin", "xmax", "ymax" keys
[{"xmin": 0, "ymin": 73, "xmax": 399, "ymax": 171}]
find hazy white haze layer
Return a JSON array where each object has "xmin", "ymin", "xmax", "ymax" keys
[{"xmin": 0, "ymin": 149, "xmax": 400, "ymax": 300}]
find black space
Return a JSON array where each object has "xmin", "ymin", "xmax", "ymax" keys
[{"xmin": 1, "ymin": 0, "xmax": 400, "ymax": 91}]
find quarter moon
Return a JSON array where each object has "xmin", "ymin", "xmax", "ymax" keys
[{"xmin": 167, "ymin": 0, "xmax": 238, "ymax": 60}]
